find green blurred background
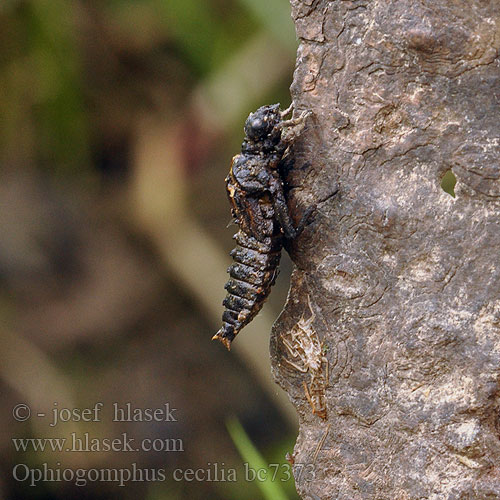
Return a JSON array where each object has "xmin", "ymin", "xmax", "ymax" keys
[{"xmin": 0, "ymin": 0, "xmax": 303, "ymax": 499}]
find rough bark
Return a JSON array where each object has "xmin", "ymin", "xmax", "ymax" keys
[{"xmin": 271, "ymin": 1, "xmax": 500, "ymax": 499}]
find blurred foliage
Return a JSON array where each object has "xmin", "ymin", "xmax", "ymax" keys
[
  {"xmin": 0, "ymin": 0, "xmax": 88, "ymax": 173},
  {"xmin": 236, "ymin": 0, "xmax": 295, "ymax": 49},
  {"xmin": 102, "ymin": 0, "xmax": 254, "ymax": 75},
  {"xmin": 0, "ymin": 0, "xmax": 296, "ymax": 176},
  {"xmin": 1, "ymin": 0, "xmax": 299, "ymax": 499}
]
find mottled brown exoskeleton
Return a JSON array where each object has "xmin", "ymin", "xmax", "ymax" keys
[{"xmin": 213, "ymin": 103, "xmax": 311, "ymax": 350}]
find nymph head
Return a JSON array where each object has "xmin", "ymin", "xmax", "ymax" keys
[{"xmin": 244, "ymin": 104, "xmax": 281, "ymax": 144}]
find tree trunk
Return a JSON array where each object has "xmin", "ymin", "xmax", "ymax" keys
[{"xmin": 271, "ymin": 1, "xmax": 500, "ymax": 498}]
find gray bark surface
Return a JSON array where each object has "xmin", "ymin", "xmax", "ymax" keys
[{"xmin": 271, "ymin": 1, "xmax": 500, "ymax": 498}]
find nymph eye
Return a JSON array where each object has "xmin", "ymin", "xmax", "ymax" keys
[{"xmin": 250, "ymin": 117, "xmax": 264, "ymax": 130}]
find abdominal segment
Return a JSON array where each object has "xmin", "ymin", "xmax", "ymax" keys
[{"xmin": 213, "ymin": 229, "xmax": 282, "ymax": 350}]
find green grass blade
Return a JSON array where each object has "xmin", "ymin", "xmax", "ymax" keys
[{"xmin": 226, "ymin": 416, "xmax": 289, "ymax": 500}]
